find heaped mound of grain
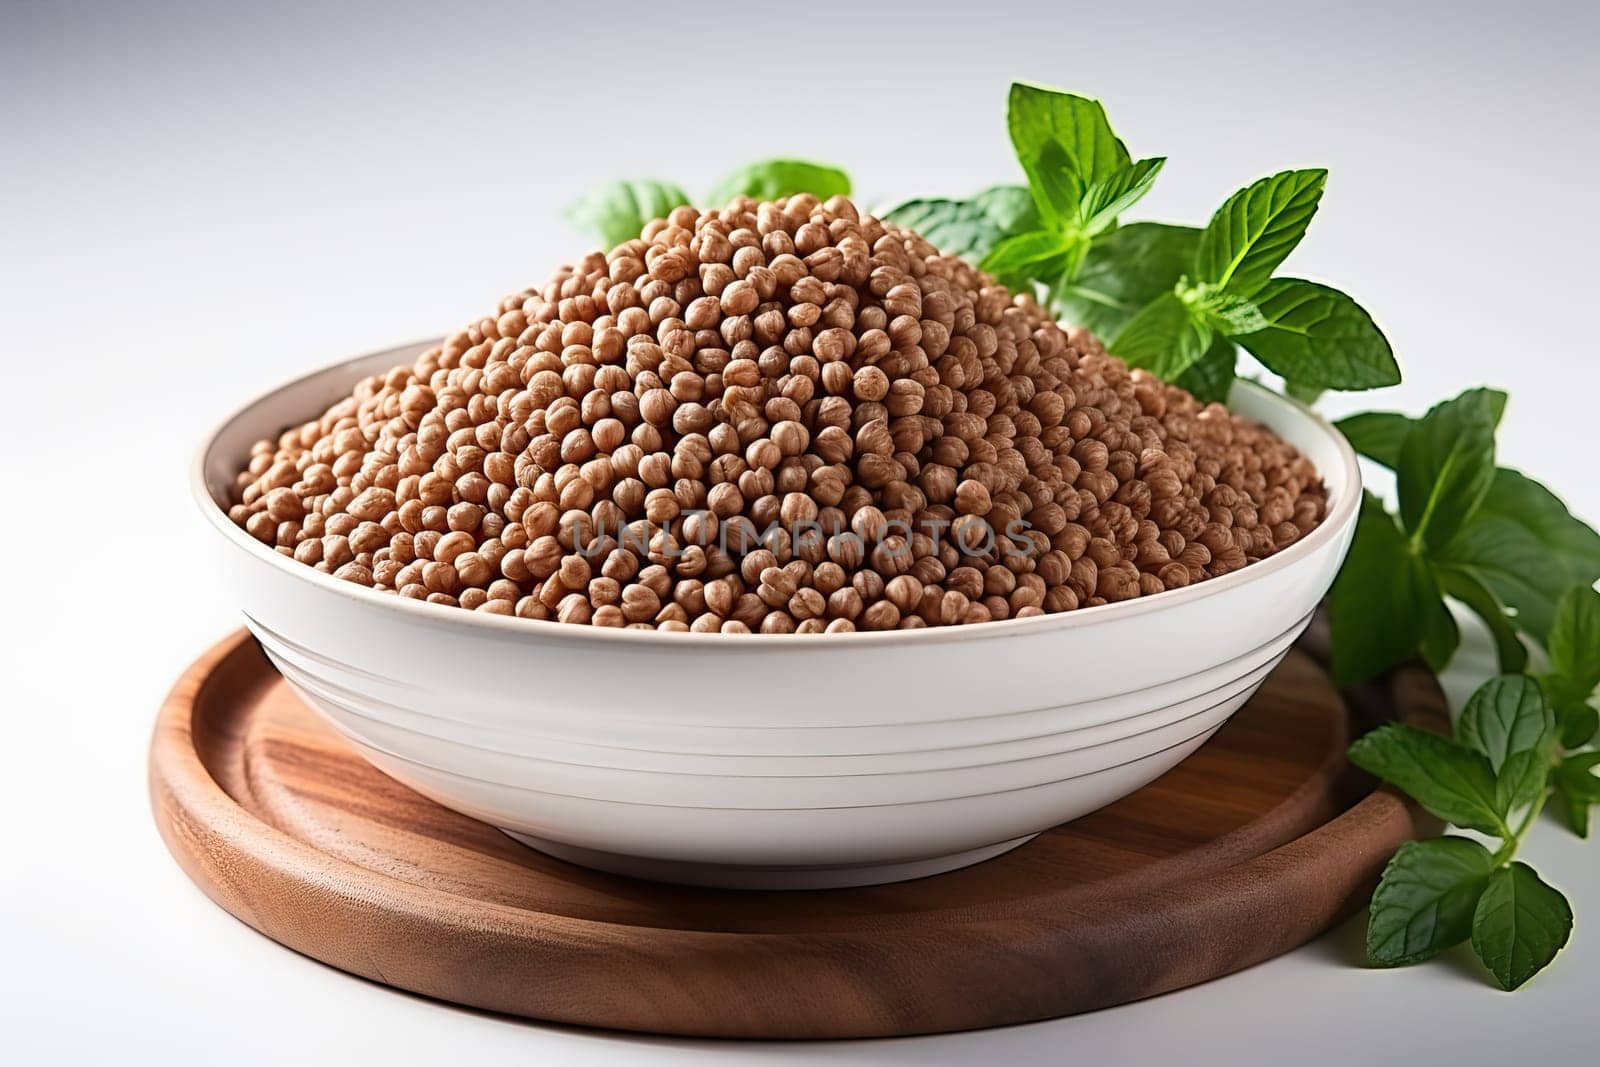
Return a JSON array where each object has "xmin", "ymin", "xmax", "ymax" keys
[{"xmin": 229, "ymin": 195, "xmax": 1325, "ymax": 633}]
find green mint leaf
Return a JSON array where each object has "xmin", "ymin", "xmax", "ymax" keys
[
  {"xmin": 1328, "ymin": 493, "xmax": 1444, "ymax": 683},
  {"xmin": 565, "ymin": 179, "xmax": 692, "ymax": 248},
  {"xmin": 1553, "ymin": 752, "xmax": 1600, "ymax": 836},
  {"xmin": 1174, "ymin": 337, "xmax": 1238, "ymax": 405},
  {"xmin": 1495, "ymin": 748, "xmax": 1551, "ymax": 819},
  {"xmin": 1540, "ymin": 587, "xmax": 1600, "ymax": 745},
  {"xmin": 1559, "ymin": 799, "xmax": 1591, "ymax": 836},
  {"xmin": 881, "ymin": 192, "xmax": 1010, "ymax": 262},
  {"xmin": 1367, "ymin": 837, "xmax": 1496, "ymax": 967},
  {"xmin": 1335, "ymin": 411, "xmax": 1414, "ymax": 469},
  {"xmin": 886, "ymin": 187, "xmax": 1040, "ymax": 264},
  {"xmin": 1471, "ymin": 862, "xmax": 1573, "ymax": 991},
  {"xmin": 1434, "ymin": 468, "xmax": 1600, "ymax": 642},
  {"xmin": 1397, "ymin": 388, "xmax": 1504, "ymax": 552},
  {"xmin": 1025, "ymin": 140, "xmax": 1082, "ymax": 223},
  {"xmin": 1456, "ymin": 674, "xmax": 1553, "ymax": 773},
  {"xmin": 1559, "ymin": 702, "xmax": 1599, "ymax": 749},
  {"xmin": 1007, "ymin": 83, "xmax": 1129, "ymax": 225},
  {"xmin": 1193, "ymin": 290, "xmax": 1269, "ymax": 335},
  {"xmin": 1110, "ymin": 291, "xmax": 1213, "ymax": 380},
  {"xmin": 1555, "ymin": 751, "xmax": 1600, "ymax": 801},
  {"xmin": 1194, "ymin": 169, "xmax": 1327, "ymax": 297},
  {"xmin": 1054, "ymin": 223, "xmax": 1199, "ymax": 338},
  {"xmin": 979, "ymin": 229, "xmax": 1078, "ymax": 287},
  {"xmin": 970, "ymin": 185, "xmax": 1041, "ymax": 237},
  {"xmin": 1542, "ymin": 670, "xmax": 1599, "ymax": 747},
  {"xmin": 1548, "ymin": 586, "xmax": 1600, "ymax": 694},
  {"xmin": 883, "ymin": 198, "xmax": 993, "ymax": 257},
  {"xmin": 1283, "ymin": 380, "xmax": 1325, "ymax": 406},
  {"xmin": 1347, "ymin": 724, "xmax": 1506, "ymax": 835},
  {"xmin": 1078, "ymin": 157, "xmax": 1166, "ymax": 235},
  {"xmin": 1450, "ymin": 673, "xmax": 1552, "ymax": 819},
  {"xmin": 1232, "ymin": 278, "xmax": 1400, "ymax": 390},
  {"xmin": 707, "ymin": 160, "xmax": 850, "ymax": 207},
  {"xmin": 1555, "ymin": 780, "xmax": 1592, "ymax": 837},
  {"xmin": 1435, "ymin": 566, "xmax": 1529, "ymax": 674}
]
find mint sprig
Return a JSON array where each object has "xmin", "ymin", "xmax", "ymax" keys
[
  {"xmin": 1331, "ymin": 394, "xmax": 1600, "ymax": 678},
  {"xmin": 1353, "ymin": 675, "xmax": 1572, "ymax": 988},
  {"xmin": 894, "ymin": 84, "xmax": 1397, "ymax": 398},
  {"xmin": 1006, "ymin": 83, "xmax": 1129, "ymax": 223},
  {"xmin": 1107, "ymin": 167, "xmax": 1398, "ymax": 390},
  {"xmin": 975, "ymin": 86, "xmax": 1163, "ymax": 290},
  {"xmin": 570, "ymin": 84, "xmax": 1597, "ymax": 996},
  {"xmin": 1333, "ymin": 389, "xmax": 1597, "ymax": 991}
]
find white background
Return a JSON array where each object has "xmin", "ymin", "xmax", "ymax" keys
[{"xmin": 3, "ymin": 1, "xmax": 1597, "ymax": 1062}]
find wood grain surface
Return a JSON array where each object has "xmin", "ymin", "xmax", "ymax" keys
[{"xmin": 149, "ymin": 628, "xmax": 1444, "ymax": 1038}]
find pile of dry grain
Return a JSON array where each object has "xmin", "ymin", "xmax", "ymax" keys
[{"xmin": 229, "ymin": 195, "xmax": 1325, "ymax": 632}]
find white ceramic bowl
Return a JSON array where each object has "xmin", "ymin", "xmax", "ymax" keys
[{"xmin": 194, "ymin": 341, "xmax": 1361, "ymax": 889}]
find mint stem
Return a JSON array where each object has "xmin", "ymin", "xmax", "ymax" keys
[{"xmin": 1490, "ymin": 789, "xmax": 1550, "ymax": 866}]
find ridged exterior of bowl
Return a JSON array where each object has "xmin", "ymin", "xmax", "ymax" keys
[{"xmin": 196, "ymin": 342, "xmax": 1361, "ymax": 889}]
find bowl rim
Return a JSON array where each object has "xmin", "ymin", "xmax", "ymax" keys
[{"xmin": 194, "ymin": 340, "xmax": 1362, "ymax": 652}]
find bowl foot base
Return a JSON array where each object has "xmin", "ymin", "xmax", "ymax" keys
[{"xmin": 498, "ymin": 830, "xmax": 1041, "ymax": 890}]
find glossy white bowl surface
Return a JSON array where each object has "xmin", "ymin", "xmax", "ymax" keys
[{"xmin": 195, "ymin": 341, "xmax": 1361, "ymax": 889}]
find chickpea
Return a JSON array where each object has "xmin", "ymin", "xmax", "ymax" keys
[{"xmin": 232, "ymin": 195, "xmax": 1325, "ymax": 631}]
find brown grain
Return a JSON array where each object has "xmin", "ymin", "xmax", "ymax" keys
[{"xmin": 229, "ymin": 194, "xmax": 1325, "ymax": 632}]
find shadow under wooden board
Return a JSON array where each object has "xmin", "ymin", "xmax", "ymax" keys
[{"xmin": 149, "ymin": 628, "xmax": 1444, "ymax": 1039}]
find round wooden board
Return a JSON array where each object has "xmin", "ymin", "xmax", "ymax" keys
[{"xmin": 150, "ymin": 628, "xmax": 1443, "ymax": 1039}]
